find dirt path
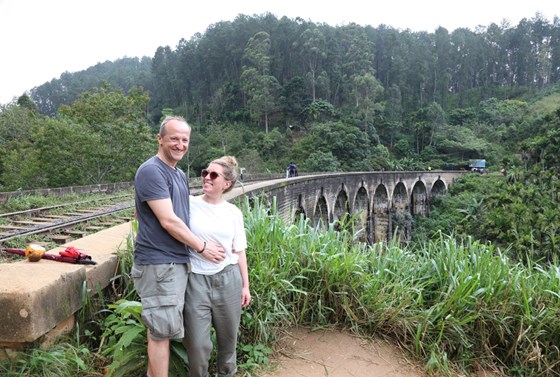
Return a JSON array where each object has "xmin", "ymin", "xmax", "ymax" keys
[{"xmin": 258, "ymin": 327, "xmax": 430, "ymax": 377}]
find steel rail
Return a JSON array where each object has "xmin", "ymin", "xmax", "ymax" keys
[{"xmin": 0, "ymin": 201, "xmax": 134, "ymax": 243}]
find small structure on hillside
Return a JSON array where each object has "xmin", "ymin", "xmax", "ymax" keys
[{"xmin": 469, "ymin": 159, "xmax": 486, "ymax": 174}]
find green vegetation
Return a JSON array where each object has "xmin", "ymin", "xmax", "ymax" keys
[
  {"xmin": 0, "ymin": 85, "xmax": 153, "ymax": 191},
  {"xmin": 412, "ymin": 107, "xmax": 559, "ymax": 265},
  {"xmin": 414, "ymin": 168, "xmax": 560, "ymax": 264},
  {"xmin": 3, "ymin": 14, "xmax": 560, "ymax": 189},
  {"xmin": 0, "ymin": 189, "xmax": 134, "ymax": 213},
  {"xmin": 2, "ymin": 199, "xmax": 560, "ymax": 376}
]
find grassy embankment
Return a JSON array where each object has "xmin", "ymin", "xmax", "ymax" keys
[{"xmin": 1, "ymin": 197, "xmax": 559, "ymax": 376}]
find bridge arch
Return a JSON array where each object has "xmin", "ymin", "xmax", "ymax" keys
[
  {"xmin": 431, "ymin": 178, "xmax": 447, "ymax": 197},
  {"xmin": 391, "ymin": 182, "xmax": 410, "ymax": 242},
  {"xmin": 293, "ymin": 193, "xmax": 306, "ymax": 222},
  {"xmin": 372, "ymin": 184, "xmax": 389, "ymax": 244},
  {"xmin": 411, "ymin": 180, "xmax": 428, "ymax": 217},
  {"xmin": 353, "ymin": 185, "xmax": 369, "ymax": 243},
  {"xmin": 314, "ymin": 195, "xmax": 329, "ymax": 229},
  {"xmin": 391, "ymin": 182, "xmax": 408, "ymax": 211},
  {"xmin": 333, "ymin": 188, "xmax": 350, "ymax": 229}
]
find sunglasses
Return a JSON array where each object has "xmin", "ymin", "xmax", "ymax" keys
[{"xmin": 201, "ymin": 169, "xmax": 224, "ymax": 180}]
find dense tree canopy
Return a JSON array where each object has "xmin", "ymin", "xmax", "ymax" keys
[
  {"xmin": 0, "ymin": 86, "xmax": 153, "ymax": 190},
  {"xmin": 1, "ymin": 12, "xmax": 560, "ymax": 183},
  {"xmin": 20, "ymin": 13, "xmax": 560, "ymax": 122}
]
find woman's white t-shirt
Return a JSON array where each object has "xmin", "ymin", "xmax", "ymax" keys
[{"xmin": 188, "ymin": 195, "xmax": 247, "ymax": 275}]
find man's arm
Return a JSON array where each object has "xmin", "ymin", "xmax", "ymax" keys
[{"xmin": 147, "ymin": 198, "xmax": 225, "ymax": 261}]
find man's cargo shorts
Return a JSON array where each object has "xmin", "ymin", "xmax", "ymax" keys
[{"xmin": 131, "ymin": 263, "xmax": 190, "ymax": 340}]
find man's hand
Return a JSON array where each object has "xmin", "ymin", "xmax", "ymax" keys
[{"xmin": 201, "ymin": 242, "xmax": 226, "ymax": 263}]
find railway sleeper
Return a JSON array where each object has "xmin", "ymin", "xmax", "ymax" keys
[
  {"xmin": 48, "ymin": 235, "xmax": 73, "ymax": 244},
  {"xmin": 62, "ymin": 230, "xmax": 86, "ymax": 237}
]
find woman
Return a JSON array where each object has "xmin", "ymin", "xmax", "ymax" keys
[{"xmin": 183, "ymin": 155, "xmax": 251, "ymax": 377}]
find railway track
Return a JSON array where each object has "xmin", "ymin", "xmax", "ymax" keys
[
  {"xmin": 0, "ymin": 174, "xmax": 280, "ymax": 258},
  {"xmin": 0, "ymin": 184, "xmax": 212, "ymax": 247},
  {"xmin": 0, "ymin": 193, "xmax": 135, "ymax": 246}
]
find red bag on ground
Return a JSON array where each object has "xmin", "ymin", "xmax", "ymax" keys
[{"xmin": 59, "ymin": 246, "xmax": 92, "ymax": 261}]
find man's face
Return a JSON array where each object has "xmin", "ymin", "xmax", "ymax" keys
[{"xmin": 157, "ymin": 119, "xmax": 191, "ymax": 167}]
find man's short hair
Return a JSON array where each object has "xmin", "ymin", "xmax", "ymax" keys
[{"xmin": 159, "ymin": 115, "xmax": 189, "ymax": 136}]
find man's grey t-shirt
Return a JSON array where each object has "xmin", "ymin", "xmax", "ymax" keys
[{"xmin": 134, "ymin": 156, "xmax": 191, "ymax": 264}]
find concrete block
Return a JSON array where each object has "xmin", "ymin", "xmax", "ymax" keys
[
  {"xmin": 0, "ymin": 222, "xmax": 132, "ymax": 345},
  {"xmin": 0, "ymin": 262, "xmax": 85, "ymax": 343}
]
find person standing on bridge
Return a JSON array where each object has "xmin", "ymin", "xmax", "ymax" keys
[
  {"xmin": 286, "ymin": 161, "xmax": 298, "ymax": 178},
  {"xmin": 183, "ymin": 155, "xmax": 251, "ymax": 377},
  {"xmin": 131, "ymin": 115, "xmax": 226, "ymax": 377}
]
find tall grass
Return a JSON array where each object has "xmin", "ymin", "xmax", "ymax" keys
[
  {"xmin": 2, "ymin": 197, "xmax": 559, "ymax": 376},
  {"xmin": 243, "ymin": 198, "xmax": 560, "ymax": 376}
]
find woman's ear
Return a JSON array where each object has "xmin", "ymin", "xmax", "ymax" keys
[{"xmin": 223, "ymin": 180, "xmax": 232, "ymax": 191}]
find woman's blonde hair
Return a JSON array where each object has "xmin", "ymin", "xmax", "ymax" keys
[{"xmin": 211, "ymin": 155, "xmax": 238, "ymax": 193}]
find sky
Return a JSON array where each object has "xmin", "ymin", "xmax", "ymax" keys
[{"xmin": 0, "ymin": 0, "xmax": 558, "ymax": 105}]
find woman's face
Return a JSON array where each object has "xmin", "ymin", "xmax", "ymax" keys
[{"xmin": 202, "ymin": 163, "xmax": 231, "ymax": 196}]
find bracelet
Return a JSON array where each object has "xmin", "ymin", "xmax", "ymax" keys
[{"xmin": 197, "ymin": 241, "xmax": 206, "ymax": 254}]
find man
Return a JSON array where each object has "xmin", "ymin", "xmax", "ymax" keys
[
  {"xmin": 286, "ymin": 162, "xmax": 298, "ymax": 178},
  {"xmin": 131, "ymin": 115, "xmax": 225, "ymax": 377}
]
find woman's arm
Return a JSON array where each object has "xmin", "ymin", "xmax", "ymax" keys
[{"xmin": 235, "ymin": 250, "xmax": 251, "ymax": 308}]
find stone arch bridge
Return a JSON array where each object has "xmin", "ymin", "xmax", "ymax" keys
[{"xmin": 227, "ymin": 171, "xmax": 465, "ymax": 244}]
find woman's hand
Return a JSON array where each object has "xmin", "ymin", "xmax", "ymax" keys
[{"xmin": 241, "ymin": 286, "xmax": 251, "ymax": 308}]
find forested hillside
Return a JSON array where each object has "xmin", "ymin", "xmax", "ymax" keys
[
  {"xmin": 30, "ymin": 57, "xmax": 153, "ymax": 116},
  {"xmin": 30, "ymin": 13, "xmax": 560, "ymax": 120},
  {"xmin": 1, "ymin": 12, "xmax": 560, "ymax": 191}
]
